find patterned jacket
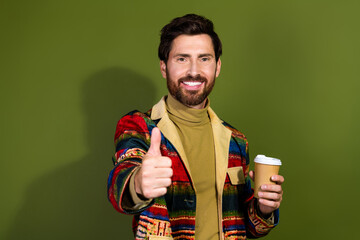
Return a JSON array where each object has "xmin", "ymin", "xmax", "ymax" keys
[{"xmin": 108, "ymin": 97, "xmax": 279, "ymax": 240}]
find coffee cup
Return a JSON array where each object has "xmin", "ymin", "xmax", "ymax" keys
[{"xmin": 254, "ymin": 154, "xmax": 282, "ymax": 198}]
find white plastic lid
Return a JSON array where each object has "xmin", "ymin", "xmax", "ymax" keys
[{"xmin": 254, "ymin": 154, "xmax": 282, "ymax": 165}]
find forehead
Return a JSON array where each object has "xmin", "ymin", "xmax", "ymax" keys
[{"xmin": 169, "ymin": 34, "xmax": 215, "ymax": 55}]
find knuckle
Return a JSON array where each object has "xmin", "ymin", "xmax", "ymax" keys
[
  {"xmin": 166, "ymin": 178, "xmax": 172, "ymax": 186},
  {"xmin": 161, "ymin": 188, "xmax": 167, "ymax": 196},
  {"xmin": 160, "ymin": 157, "xmax": 171, "ymax": 166},
  {"xmin": 169, "ymin": 168, "xmax": 173, "ymax": 176},
  {"xmin": 154, "ymin": 188, "xmax": 166, "ymax": 198},
  {"xmin": 277, "ymin": 194, "xmax": 281, "ymax": 200},
  {"xmin": 165, "ymin": 168, "xmax": 173, "ymax": 177},
  {"xmin": 142, "ymin": 171, "xmax": 151, "ymax": 178}
]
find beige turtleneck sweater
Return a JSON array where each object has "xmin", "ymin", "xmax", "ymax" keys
[{"xmin": 166, "ymin": 94, "xmax": 219, "ymax": 240}]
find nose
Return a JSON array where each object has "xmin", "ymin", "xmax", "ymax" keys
[{"xmin": 187, "ymin": 60, "xmax": 200, "ymax": 77}]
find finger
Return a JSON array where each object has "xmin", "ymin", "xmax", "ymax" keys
[
  {"xmin": 143, "ymin": 187, "xmax": 167, "ymax": 199},
  {"xmin": 258, "ymin": 198, "xmax": 280, "ymax": 209},
  {"xmin": 261, "ymin": 184, "xmax": 283, "ymax": 193},
  {"xmin": 153, "ymin": 167, "xmax": 173, "ymax": 178},
  {"xmin": 142, "ymin": 157, "xmax": 172, "ymax": 169},
  {"xmin": 153, "ymin": 178, "xmax": 172, "ymax": 188},
  {"xmin": 258, "ymin": 191, "xmax": 282, "ymax": 201},
  {"xmin": 270, "ymin": 175, "xmax": 284, "ymax": 184},
  {"xmin": 154, "ymin": 157, "xmax": 172, "ymax": 168},
  {"xmin": 249, "ymin": 170, "xmax": 254, "ymax": 181},
  {"xmin": 147, "ymin": 127, "xmax": 162, "ymax": 156}
]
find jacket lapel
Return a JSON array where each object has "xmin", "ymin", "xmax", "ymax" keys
[
  {"xmin": 151, "ymin": 97, "xmax": 196, "ymax": 191},
  {"xmin": 208, "ymin": 108, "xmax": 232, "ymax": 196}
]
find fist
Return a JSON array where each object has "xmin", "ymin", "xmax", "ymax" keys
[{"xmin": 134, "ymin": 127, "xmax": 173, "ymax": 199}]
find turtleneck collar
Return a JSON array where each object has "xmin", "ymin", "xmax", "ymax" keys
[{"xmin": 165, "ymin": 93, "xmax": 210, "ymax": 126}]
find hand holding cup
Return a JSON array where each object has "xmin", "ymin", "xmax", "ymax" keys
[{"xmin": 250, "ymin": 155, "xmax": 284, "ymax": 217}]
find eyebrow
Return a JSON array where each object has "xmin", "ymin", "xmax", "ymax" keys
[
  {"xmin": 174, "ymin": 54, "xmax": 190, "ymax": 58},
  {"xmin": 173, "ymin": 53, "xmax": 214, "ymax": 58},
  {"xmin": 199, "ymin": 54, "xmax": 214, "ymax": 58}
]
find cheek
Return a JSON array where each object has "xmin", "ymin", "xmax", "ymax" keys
[
  {"xmin": 168, "ymin": 65, "xmax": 187, "ymax": 78},
  {"xmin": 203, "ymin": 66, "xmax": 217, "ymax": 78}
]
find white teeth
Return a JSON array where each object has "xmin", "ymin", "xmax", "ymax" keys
[{"xmin": 183, "ymin": 81, "xmax": 202, "ymax": 86}]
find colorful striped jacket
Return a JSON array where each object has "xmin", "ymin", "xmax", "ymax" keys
[{"xmin": 108, "ymin": 97, "xmax": 279, "ymax": 240}]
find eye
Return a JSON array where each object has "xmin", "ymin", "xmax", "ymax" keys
[
  {"xmin": 200, "ymin": 57, "xmax": 210, "ymax": 62},
  {"xmin": 177, "ymin": 57, "xmax": 186, "ymax": 62}
]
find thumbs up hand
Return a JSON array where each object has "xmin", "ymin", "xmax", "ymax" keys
[{"xmin": 134, "ymin": 127, "xmax": 173, "ymax": 199}]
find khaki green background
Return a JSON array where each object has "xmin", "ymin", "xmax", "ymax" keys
[{"xmin": 1, "ymin": 0, "xmax": 359, "ymax": 239}]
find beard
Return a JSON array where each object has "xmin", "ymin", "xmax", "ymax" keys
[{"xmin": 166, "ymin": 72, "xmax": 215, "ymax": 107}]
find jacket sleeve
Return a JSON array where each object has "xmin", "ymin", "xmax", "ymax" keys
[
  {"xmin": 243, "ymin": 140, "xmax": 279, "ymax": 238},
  {"xmin": 107, "ymin": 112, "xmax": 154, "ymax": 214}
]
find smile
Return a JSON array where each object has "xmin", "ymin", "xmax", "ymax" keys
[{"xmin": 182, "ymin": 81, "xmax": 203, "ymax": 86}]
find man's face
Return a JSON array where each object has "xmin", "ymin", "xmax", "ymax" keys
[{"xmin": 160, "ymin": 34, "xmax": 221, "ymax": 109}]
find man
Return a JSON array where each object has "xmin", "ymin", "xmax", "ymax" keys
[{"xmin": 108, "ymin": 14, "xmax": 284, "ymax": 240}]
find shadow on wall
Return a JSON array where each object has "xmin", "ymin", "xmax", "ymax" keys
[{"xmin": 6, "ymin": 67, "xmax": 157, "ymax": 239}]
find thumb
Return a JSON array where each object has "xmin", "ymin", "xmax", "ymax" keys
[{"xmin": 147, "ymin": 127, "xmax": 162, "ymax": 156}]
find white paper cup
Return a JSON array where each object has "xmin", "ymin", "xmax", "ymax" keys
[{"xmin": 254, "ymin": 155, "xmax": 282, "ymax": 198}]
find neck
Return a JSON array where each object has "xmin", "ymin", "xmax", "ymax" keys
[
  {"xmin": 166, "ymin": 94, "xmax": 210, "ymax": 126},
  {"xmin": 169, "ymin": 94, "xmax": 208, "ymax": 109},
  {"xmin": 185, "ymin": 100, "xmax": 207, "ymax": 109}
]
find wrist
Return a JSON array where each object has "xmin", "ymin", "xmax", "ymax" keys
[
  {"xmin": 134, "ymin": 167, "xmax": 142, "ymax": 194},
  {"xmin": 256, "ymin": 199, "xmax": 272, "ymax": 219},
  {"xmin": 132, "ymin": 167, "xmax": 150, "ymax": 201}
]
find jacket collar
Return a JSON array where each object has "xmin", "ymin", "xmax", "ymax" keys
[
  {"xmin": 150, "ymin": 96, "xmax": 232, "ymax": 196},
  {"xmin": 150, "ymin": 96, "xmax": 167, "ymax": 120}
]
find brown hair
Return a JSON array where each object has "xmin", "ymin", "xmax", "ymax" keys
[{"xmin": 158, "ymin": 14, "xmax": 222, "ymax": 63}]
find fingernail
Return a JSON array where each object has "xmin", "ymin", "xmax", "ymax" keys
[
  {"xmin": 262, "ymin": 185, "xmax": 267, "ymax": 190},
  {"xmin": 258, "ymin": 192, "xmax": 263, "ymax": 197},
  {"xmin": 271, "ymin": 176, "xmax": 276, "ymax": 181}
]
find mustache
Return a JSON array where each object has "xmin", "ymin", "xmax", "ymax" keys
[{"xmin": 178, "ymin": 75, "xmax": 207, "ymax": 83}]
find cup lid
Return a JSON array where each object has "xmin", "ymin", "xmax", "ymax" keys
[{"xmin": 254, "ymin": 154, "xmax": 282, "ymax": 165}]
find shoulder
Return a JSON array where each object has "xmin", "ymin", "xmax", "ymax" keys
[
  {"xmin": 114, "ymin": 109, "xmax": 155, "ymax": 140},
  {"xmin": 221, "ymin": 120, "xmax": 249, "ymax": 159},
  {"xmin": 208, "ymin": 106, "xmax": 247, "ymax": 144},
  {"xmin": 208, "ymin": 106, "xmax": 249, "ymax": 148},
  {"xmin": 223, "ymin": 121, "xmax": 249, "ymax": 152},
  {"xmin": 222, "ymin": 120, "xmax": 248, "ymax": 143},
  {"xmin": 120, "ymin": 109, "xmax": 152, "ymax": 120}
]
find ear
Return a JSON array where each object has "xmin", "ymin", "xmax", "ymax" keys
[
  {"xmin": 160, "ymin": 60, "xmax": 167, "ymax": 79},
  {"xmin": 215, "ymin": 58, "xmax": 222, "ymax": 78}
]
